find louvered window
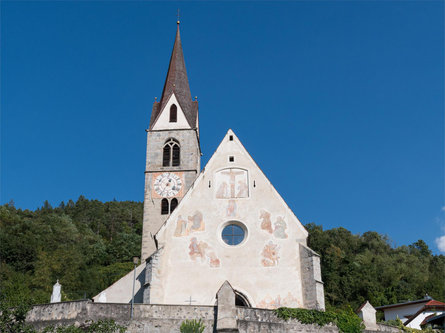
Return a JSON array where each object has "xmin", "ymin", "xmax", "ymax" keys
[
  {"xmin": 161, "ymin": 199, "xmax": 169, "ymax": 215},
  {"xmin": 162, "ymin": 138, "xmax": 180, "ymax": 167},
  {"xmin": 170, "ymin": 198, "xmax": 178, "ymax": 213},
  {"xmin": 172, "ymin": 144, "xmax": 180, "ymax": 166},
  {"xmin": 169, "ymin": 104, "xmax": 177, "ymax": 122},
  {"xmin": 162, "ymin": 145, "xmax": 171, "ymax": 166}
]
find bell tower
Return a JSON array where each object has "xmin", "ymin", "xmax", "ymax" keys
[{"xmin": 141, "ymin": 22, "xmax": 201, "ymax": 260}]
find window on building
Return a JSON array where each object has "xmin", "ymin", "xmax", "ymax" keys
[
  {"xmin": 162, "ymin": 145, "xmax": 171, "ymax": 166},
  {"xmin": 170, "ymin": 198, "xmax": 178, "ymax": 213},
  {"xmin": 222, "ymin": 223, "xmax": 246, "ymax": 246},
  {"xmin": 235, "ymin": 291, "xmax": 251, "ymax": 307},
  {"xmin": 162, "ymin": 138, "xmax": 180, "ymax": 167},
  {"xmin": 161, "ymin": 199, "xmax": 169, "ymax": 215},
  {"xmin": 172, "ymin": 144, "xmax": 180, "ymax": 166},
  {"xmin": 169, "ymin": 104, "xmax": 177, "ymax": 122}
]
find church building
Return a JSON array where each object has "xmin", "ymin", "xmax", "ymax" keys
[{"xmin": 94, "ymin": 22, "xmax": 325, "ymax": 311}]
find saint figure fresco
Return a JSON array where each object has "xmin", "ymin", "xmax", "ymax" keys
[
  {"xmin": 261, "ymin": 241, "xmax": 279, "ymax": 267},
  {"xmin": 188, "ymin": 211, "xmax": 204, "ymax": 232},
  {"xmin": 216, "ymin": 181, "xmax": 229, "ymax": 199},
  {"xmin": 174, "ymin": 215, "xmax": 188, "ymax": 237},
  {"xmin": 189, "ymin": 237, "xmax": 205, "ymax": 261},
  {"xmin": 188, "ymin": 237, "xmax": 220, "ymax": 268},
  {"xmin": 259, "ymin": 210, "xmax": 273, "ymax": 233},
  {"xmin": 273, "ymin": 216, "xmax": 288, "ymax": 239},
  {"xmin": 236, "ymin": 180, "xmax": 249, "ymax": 198},
  {"xmin": 207, "ymin": 251, "xmax": 221, "ymax": 268},
  {"xmin": 227, "ymin": 200, "xmax": 237, "ymax": 217}
]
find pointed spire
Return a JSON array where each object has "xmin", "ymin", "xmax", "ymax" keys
[{"xmin": 150, "ymin": 21, "xmax": 197, "ymax": 129}]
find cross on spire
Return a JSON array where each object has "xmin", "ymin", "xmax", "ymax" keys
[{"xmin": 177, "ymin": 9, "xmax": 180, "ymax": 24}]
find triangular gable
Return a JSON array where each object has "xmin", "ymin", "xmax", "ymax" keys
[
  {"xmin": 151, "ymin": 93, "xmax": 192, "ymax": 130},
  {"xmin": 155, "ymin": 129, "xmax": 308, "ymax": 240},
  {"xmin": 404, "ymin": 302, "xmax": 445, "ymax": 326}
]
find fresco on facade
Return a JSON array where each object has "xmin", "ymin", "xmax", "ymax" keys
[
  {"xmin": 261, "ymin": 241, "xmax": 279, "ymax": 267},
  {"xmin": 259, "ymin": 210, "xmax": 288, "ymax": 239},
  {"xmin": 174, "ymin": 215, "xmax": 188, "ymax": 237},
  {"xmin": 215, "ymin": 168, "xmax": 248, "ymax": 199},
  {"xmin": 273, "ymin": 216, "xmax": 288, "ymax": 239},
  {"xmin": 188, "ymin": 211, "xmax": 204, "ymax": 232},
  {"xmin": 227, "ymin": 200, "xmax": 237, "ymax": 217},
  {"xmin": 174, "ymin": 211, "xmax": 205, "ymax": 237},
  {"xmin": 260, "ymin": 210, "xmax": 273, "ymax": 233},
  {"xmin": 258, "ymin": 292, "xmax": 298, "ymax": 309},
  {"xmin": 188, "ymin": 237, "xmax": 220, "ymax": 268}
]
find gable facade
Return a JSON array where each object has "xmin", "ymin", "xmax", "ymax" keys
[
  {"xmin": 151, "ymin": 93, "xmax": 192, "ymax": 130},
  {"xmin": 143, "ymin": 130, "xmax": 324, "ymax": 310}
]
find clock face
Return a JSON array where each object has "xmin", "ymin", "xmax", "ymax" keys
[{"xmin": 153, "ymin": 172, "xmax": 182, "ymax": 197}]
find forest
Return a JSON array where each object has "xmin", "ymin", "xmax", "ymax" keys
[{"xmin": 0, "ymin": 197, "xmax": 443, "ymax": 310}]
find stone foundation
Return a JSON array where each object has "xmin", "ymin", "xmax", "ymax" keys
[
  {"xmin": 26, "ymin": 300, "xmax": 401, "ymax": 333},
  {"xmin": 26, "ymin": 300, "xmax": 339, "ymax": 333},
  {"xmin": 27, "ymin": 301, "xmax": 216, "ymax": 333}
]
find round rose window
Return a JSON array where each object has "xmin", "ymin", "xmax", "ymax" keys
[{"xmin": 222, "ymin": 223, "xmax": 246, "ymax": 246}]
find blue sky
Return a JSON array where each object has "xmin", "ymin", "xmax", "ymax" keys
[{"xmin": 1, "ymin": 1, "xmax": 444, "ymax": 253}]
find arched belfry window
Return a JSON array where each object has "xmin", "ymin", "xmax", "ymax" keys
[
  {"xmin": 161, "ymin": 199, "xmax": 169, "ymax": 215},
  {"xmin": 170, "ymin": 198, "xmax": 178, "ymax": 213},
  {"xmin": 172, "ymin": 144, "xmax": 180, "ymax": 166},
  {"xmin": 162, "ymin": 138, "xmax": 180, "ymax": 167},
  {"xmin": 169, "ymin": 104, "xmax": 177, "ymax": 123}
]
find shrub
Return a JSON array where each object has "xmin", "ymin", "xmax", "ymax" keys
[
  {"xmin": 275, "ymin": 306, "xmax": 364, "ymax": 333},
  {"xmin": 179, "ymin": 319, "xmax": 205, "ymax": 333}
]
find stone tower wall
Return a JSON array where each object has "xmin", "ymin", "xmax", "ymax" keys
[
  {"xmin": 141, "ymin": 128, "xmax": 200, "ymax": 260},
  {"xmin": 299, "ymin": 243, "xmax": 325, "ymax": 310}
]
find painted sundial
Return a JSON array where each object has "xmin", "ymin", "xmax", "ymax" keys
[{"xmin": 153, "ymin": 172, "xmax": 182, "ymax": 197}]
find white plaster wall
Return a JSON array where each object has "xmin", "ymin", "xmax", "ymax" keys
[
  {"xmin": 93, "ymin": 264, "xmax": 145, "ymax": 303},
  {"xmin": 406, "ymin": 310, "xmax": 445, "ymax": 329},
  {"xmin": 151, "ymin": 94, "xmax": 191, "ymax": 130},
  {"xmin": 151, "ymin": 129, "xmax": 309, "ymax": 309},
  {"xmin": 383, "ymin": 303, "xmax": 427, "ymax": 322}
]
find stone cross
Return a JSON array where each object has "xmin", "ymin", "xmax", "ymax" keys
[{"xmin": 184, "ymin": 296, "xmax": 196, "ymax": 305}]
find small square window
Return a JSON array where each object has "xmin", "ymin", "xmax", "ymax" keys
[
  {"xmin": 229, "ymin": 156, "xmax": 234, "ymax": 162},
  {"xmin": 229, "ymin": 135, "xmax": 233, "ymax": 141}
]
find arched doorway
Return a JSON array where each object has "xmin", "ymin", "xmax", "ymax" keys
[{"xmin": 234, "ymin": 290, "xmax": 251, "ymax": 307}]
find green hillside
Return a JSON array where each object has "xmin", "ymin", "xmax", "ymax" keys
[{"xmin": 0, "ymin": 197, "xmax": 443, "ymax": 309}]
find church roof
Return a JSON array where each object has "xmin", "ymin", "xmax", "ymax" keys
[{"xmin": 149, "ymin": 23, "xmax": 198, "ymax": 129}]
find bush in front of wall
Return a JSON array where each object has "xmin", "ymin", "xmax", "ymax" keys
[
  {"xmin": 179, "ymin": 319, "xmax": 206, "ymax": 333},
  {"xmin": 275, "ymin": 306, "xmax": 364, "ymax": 333}
]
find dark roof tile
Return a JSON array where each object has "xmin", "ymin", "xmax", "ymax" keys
[{"xmin": 149, "ymin": 24, "xmax": 197, "ymax": 129}]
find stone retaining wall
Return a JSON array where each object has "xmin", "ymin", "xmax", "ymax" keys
[
  {"xmin": 27, "ymin": 301, "xmax": 215, "ymax": 333},
  {"xmin": 26, "ymin": 301, "xmax": 401, "ymax": 333},
  {"xmin": 27, "ymin": 301, "xmax": 337, "ymax": 333}
]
